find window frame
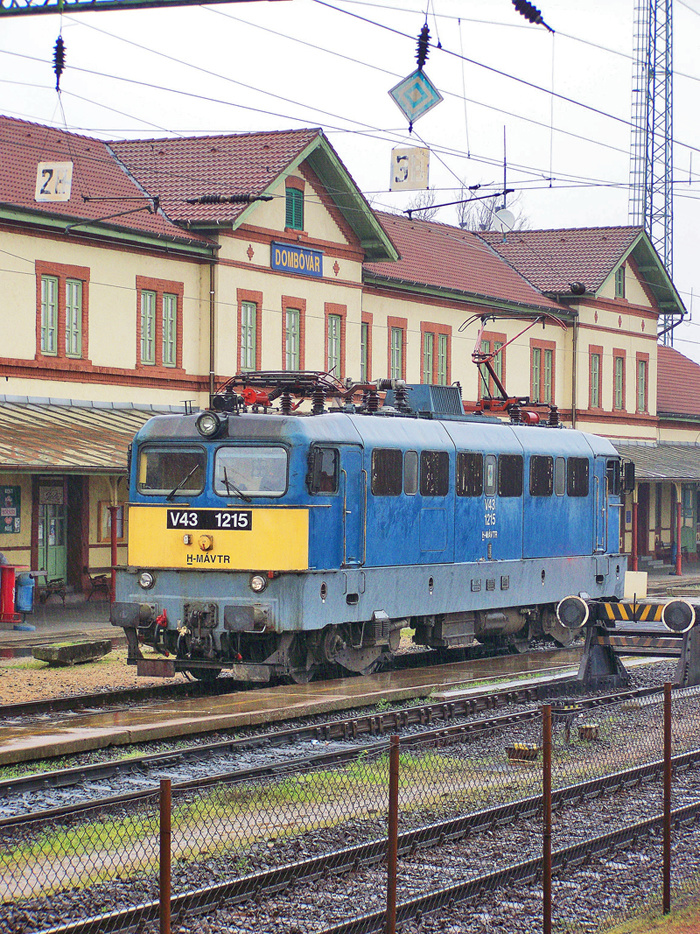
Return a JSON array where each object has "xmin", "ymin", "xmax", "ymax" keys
[
  {"xmin": 237, "ymin": 289, "xmax": 263, "ymax": 372},
  {"xmin": 498, "ymin": 454, "xmax": 524, "ymax": 498},
  {"xmin": 456, "ymin": 452, "xmax": 484, "ymax": 497},
  {"xmin": 530, "ymin": 455, "xmax": 554, "ymax": 497},
  {"xmin": 589, "ymin": 345, "xmax": 603, "ymax": 410},
  {"xmin": 530, "ymin": 338, "xmax": 556, "ymax": 405},
  {"xmin": 35, "ymin": 260, "xmax": 90, "ymax": 364},
  {"xmin": 308, "ymin": 446, "xmax": 339, "ymax": 495},
  {"xmin": 613, "ymin": 350, "xmax": 626, "ymax": 411},
  {"xmin": 567, "ymin": 457, "xmax": 590, "ymax": 497},
  {"xmin": 420, "ymin": 322, "xmax": 451, "ymax": 385},
  {"xmin": 98, "ymin": 501, "xmax": 126, "ymax": 543},
  {"xmin": 420, "ymin": 450, "xmax": 450, "ymax": 497},
  {"xmin": 636, "ymin": 352, "xmax": 649, "ymax": 414},
  {"xmin": 136, "ymin": 276, "xmax": 184, "ymax": 371},
  {"xmin": 387, "ymin": 315, "xmax": 407, "ymax": 381},
  {"xmin": 282, "ymin": 296, "xmax": 306, "ymax": 371},
  {"xmin": 324, "ymin": 303, "xmax": 346, "ymax": 378},
  {"xmin": 162, "ymin": 292, "xmax": 178, "ymax": 368}
]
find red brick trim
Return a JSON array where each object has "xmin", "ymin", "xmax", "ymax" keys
[
  {"xmin": 588, "ymin": 343, "xmax": 604, "ymax": 412},
  {"xmin": 613, "ymin": 347, "xmax": 626, "ymax": 411},
  {"xmin": 478, "ymin": 329, "xmax": 507, "ymax": 399},
  {"xmin": 361, "ymin": 311, "xmax": 373, "ymax": 381},
  {"xmin": 636, "ymin": 351, "xmax": 650, "ymax": 414},
  {"xmin": 281, "ymin": 295, "xmax": 306, "ymax": 370},
  {"xmin": 386, "ymin": 315, "xmax": 408, "ymax": 381},
  {"xmin": 420, "ymin": 321, "xmax": 452, "ymax": 384},
  {"xmin": 35, "ymin": 260, "xmax": 91, "ymax": 365},
  {"xmin": 285, "ymin": 176, "xmax": 305, "ymax": 192},
  {"xmin": 0, "ymin": 356, "xmax": 205, "ymax": 389},
  {"xmin": 135, "ymin": 275, "xmax": 184, "ymax": 372},
  {"xmin": 237, "ymin": 288, "xmax": 263, "ymax": 370},
  {"xmin": 324, "ymin": 302, "xmax": 347, "ymax": 378},
  {"xmin": 530, "ymin": 338, "xmax": 557, "ymax": 404}
]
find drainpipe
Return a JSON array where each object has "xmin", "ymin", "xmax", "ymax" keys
[
  {"xmin": 570, "ymin": 313, "xmax": 578, "ymax": 429},
  {"xmin": 209, "ymin": 261, "xmax": 216, "ymax": 403},
  {"xmin": 675, "ymin": 482, "xmax": 683, "ymax": 577},
  {"xmin": 630, "ymin": 487, "xmax": 638, "ymax": 572}
]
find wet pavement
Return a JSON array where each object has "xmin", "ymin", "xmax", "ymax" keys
[{"xmin": 0, "ymin": 649, "xmax": 583, "ymax": 766}]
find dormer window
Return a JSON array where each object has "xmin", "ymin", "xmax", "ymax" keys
[
  {"xmin": 285, "ymin": 182, "xmax": 304, "ymax": 231},
  {"xmin": 615, "ymin": 264, "xmax": 626, "ymax": 299}
]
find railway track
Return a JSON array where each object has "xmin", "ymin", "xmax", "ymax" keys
[
  {"xmin": 0, "ymin": 682, "xmax": 664, "ymax": 822},
  {"xmin": 18, "ymin": 743, "xmax": 700, "ymax": 934}
]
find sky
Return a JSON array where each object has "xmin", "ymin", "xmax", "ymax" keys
[{"xmin": 2, "ymin": 0, "xmax": 700, "ymax": 359}]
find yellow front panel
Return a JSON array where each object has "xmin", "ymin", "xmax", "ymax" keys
[{"xmin": 128, "ymin": 506, "xmax": 309, "ymax": 570}]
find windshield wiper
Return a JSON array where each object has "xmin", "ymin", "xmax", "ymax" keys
[
  {"xmin": 222, "ymin": 466, "xmax": 252, "ymax": 504},
  {"xmin": 166, "ymin": 465, "xmax": 199, "ymax": 502}
]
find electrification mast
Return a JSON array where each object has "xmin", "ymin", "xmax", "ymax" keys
[{"xmin": 630, "ymin": 0, "xmax": 674, "ymax": 344}]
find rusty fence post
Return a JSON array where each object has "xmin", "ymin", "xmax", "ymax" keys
[
  {"xmin": 386, "ymin": 735, "xmax": 400, "ymax": 934},
  {"xmin": 542, "ymin": 704, "xmax": 552, "ymax": 934},
  {"xmin": 663, "ymin": 682, "xmax": 672, "ymax": 914},
  {"xmin": 160, "ymin": 778, "xmax": 172, "ymax": 934}
]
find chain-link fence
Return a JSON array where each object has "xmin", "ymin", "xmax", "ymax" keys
[{"xmin": 2, "ymin": 685, "xmax": 699, "ymax": 934}]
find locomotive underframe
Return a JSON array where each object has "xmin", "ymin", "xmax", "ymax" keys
[{"xmin": 113, "ymin": 553, "xmax": 626, "ymax": 681}]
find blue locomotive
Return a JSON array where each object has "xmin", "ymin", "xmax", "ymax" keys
[{"xmin": 111, "ymin": 371, "xmax": 631, "ymax": 682}]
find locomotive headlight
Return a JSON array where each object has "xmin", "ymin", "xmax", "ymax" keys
[
  {"xmin": 196, "ymin": 410, "xmax": 224, "ymax": 438},
  {"xmin": 250, "ymin": 574, "xmax": 267, "ymax": 594},
  {"xmin": 138, "ymin": 571, "xmax": 156, "ymax": 590}
]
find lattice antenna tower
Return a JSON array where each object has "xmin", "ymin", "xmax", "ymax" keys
[{"xmin": 629, "ymin": 0, "xmax": 674, "ymax": 344}]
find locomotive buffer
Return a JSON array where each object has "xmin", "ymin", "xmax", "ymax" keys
[{"xmin": 557, "ymin": 588, "xmax": 700, "ymax": 688}]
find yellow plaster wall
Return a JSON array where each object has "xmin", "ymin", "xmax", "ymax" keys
[
  {"xmin": 0, "ymin": 473, "xmax": 32, "ymax": 566},
  {"xmin": 0, "ymin": 229, "xmax": 208, "ymax": 374}
]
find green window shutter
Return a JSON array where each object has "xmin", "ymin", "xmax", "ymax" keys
[
  {"xmin": 162, "ymin": 293, "xmax": 177, "ymax": 367},
  {"xmin": 285, "ymin": 188, "xmax": 304, "ymax": 230}
]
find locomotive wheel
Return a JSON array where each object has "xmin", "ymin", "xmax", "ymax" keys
[
  {"xmin": 320, "ymin": 625, "xmax": 383, "ymax": 675},
  {"xmin": 285, "ymin": 633, "xmax": 319, "ymax": 684}
]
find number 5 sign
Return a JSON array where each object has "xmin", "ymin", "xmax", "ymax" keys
[
  {"xmin": 35, "ymin": 162, "xmax": 73, "ymax": 202},
  {"xmin": 390, "ymin": 147, "xmax": 429, "ymax": 192}
]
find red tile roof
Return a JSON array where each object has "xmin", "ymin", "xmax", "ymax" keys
[
  {"xmin": 110, "ymin": 128, "xmax": 321, "ymax": 226},
  {"xmin": 0, "ymin": 115, "xmax": 210, "ymax": 246},
  {"xmin": 657, "ymin": 345, "xmax": 700, "ymax": 417},
  {"xmin": 365, "ymin": 213, "xmax": 564, "ymax": 312},
  {"xmin": 477, "ymin": 226, "xmax": 642, "ymax": 294}
]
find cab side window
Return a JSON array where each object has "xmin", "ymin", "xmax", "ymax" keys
[{"xmin": 308, "ymin": 447, "xmax": 339, "ymax": 494}]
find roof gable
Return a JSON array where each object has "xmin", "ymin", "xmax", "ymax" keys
[
  {"xmin": 365, "ymin": 213, "xmax": 565, "ymax": 313},
  {"xmin": 0, "ymin": 115, "xmax": 212, "ymax": 250},
  {"xmin": 111, "ymin": 128, "xmax": 398, "ymax": 262},
  {"xmin": 477, "ymin": 225, "xmax": 684, "ymax": 319}
]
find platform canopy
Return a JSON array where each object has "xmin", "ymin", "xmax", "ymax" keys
[
  {"xmin": 0, "ymin": 399, "xmax": 186, "ymax": 472},
  {"xmin": 613, "ymin": 441, "xmax": 700, "ymax": 483}
]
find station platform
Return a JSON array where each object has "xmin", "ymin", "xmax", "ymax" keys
[{"xmin": 0, "ymin": 649, "xmax": 583, "ymax": 766}]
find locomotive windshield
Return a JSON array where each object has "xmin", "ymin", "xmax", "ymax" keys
[
  {"xmin": 214, "ymin": 446, "xmax": 287, "ymax": 497},
  {"xmin": 137, "ymin": 445, "xmax": 206, "ymax": 496}
]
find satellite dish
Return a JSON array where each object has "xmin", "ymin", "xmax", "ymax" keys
[{"xmin": 493, "ymin": 208, "xmax": 515, "ymax": 232}]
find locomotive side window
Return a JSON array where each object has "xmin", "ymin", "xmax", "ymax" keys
[
  {"xmin": 606, "ymin": 459, "xmax": 621, "ymax": 496},
  {"xmin": 372, "ymin": 449, "xmax": 402, "ymax": 496},
  {"xmin": 404, "ymin": 450, "xmax": 418, "ymax": 495},
  {"xmin": 567, "ymin": 457, "xmax": 590, "ymax": 497},
  {"xmin": 420, "ymin": 450, "xmax": 449, "ymax": 496},
  {"xmin": 530, "ymin": 455, "xmax": 553, "ymax": 497},
  {"xmin": 307, "ymin": 446, "xmax": 339, "ymax": 494},
  {"xmin": 456, "ymin": 452, "xmax": 483, "ymax": 496},
  {"xmin": 137, "ymin": 445, "xmax": 206, "ymax": 496},
  {"xmin": 215, "ymin": 445, "xmax": 288, "ymax": 497},
  {"xmin": 498, "ymin": 454, "xmax": 523, "ymax": 497},
  {"xmin": 484, "ymin": 454, "xmax": 497, "ymax": 496},
  {"xmin": 554, "ymin": 457, "xmax": 566, "ymax": 495}
]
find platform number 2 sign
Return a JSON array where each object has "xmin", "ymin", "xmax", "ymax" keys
[{"xmin": 35, "ymin": 162, "xmax": 73, "ymax": 202}]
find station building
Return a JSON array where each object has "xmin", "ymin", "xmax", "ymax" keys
[{"xmin": 0, "ymin": 114, "xmax": 695, "ymax": 598}]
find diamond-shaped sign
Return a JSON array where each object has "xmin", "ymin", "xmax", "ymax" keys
[{"xmin": 389, "ymin": 69, "xmax": 443, "ymax": 127}]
